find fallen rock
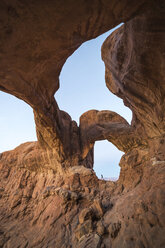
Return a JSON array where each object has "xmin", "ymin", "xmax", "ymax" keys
[
  {"xmin": 75, "ymin": 220, "xmax": 93, "ymax": 241},
  {"xmin": 79, "ymin": 208, "xmax": 94, "ymax": 224},
  {"xmin": 91, "ymin": 199, "xmax": 104, "ymax": 219}
]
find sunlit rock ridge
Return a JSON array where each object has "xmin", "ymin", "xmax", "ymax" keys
[{"xmin": 0, "ymin": 0, "xmax": 165, "ymax": 247}]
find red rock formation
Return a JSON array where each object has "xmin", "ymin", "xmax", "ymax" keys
[
  {"xmin": 0, "ymin": 0, "xmax": 150, "ymax": 165},
  {"xmin": 0, "ymin": 0, "xmax": 165, "ymax": 247}
]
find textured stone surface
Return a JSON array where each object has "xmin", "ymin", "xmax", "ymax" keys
[
  {"xmin": 102, "ymin": 5, "xmax": 165, "ymax": 160},
  {"xmin": 0, "ymin": 0, "xmax": 165, "ymax": 247},
  {"xmin": 0, "ymin": 154, "xmax": 165, "ymax": 247},
  {"xmin": 0, "ymin": 0, "xmax": 149, "ymax": 165}
]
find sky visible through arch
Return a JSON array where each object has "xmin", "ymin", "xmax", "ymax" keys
[
  {"xmin": 0, "ymin": 24, "xmax": 132, "ymax": 179},
  {"xmin": 56, "ymin": 24, "xmax": 132, "ymax": 179}
]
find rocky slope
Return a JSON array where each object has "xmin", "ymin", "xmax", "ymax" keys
[
  {"xmin": 0, "ymin": 143, "xmax": 165, "ymax": 248},
  {"xmin": 0, "ymin": 0, "xmax": 165, "ymax": 247}
]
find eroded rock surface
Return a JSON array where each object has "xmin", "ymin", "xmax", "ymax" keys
[
  {"xmin": 0, "ymin": 0, "xmax": 165, "ymax": 247},
  {"xmin": 0, "ymin": 0, "xmax": 150, "ymax": 165},
  {"xmin": 0, "ymin": 151, "xmax": 165, "ymax": 248}
]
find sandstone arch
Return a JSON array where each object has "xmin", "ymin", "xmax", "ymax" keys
[{"xmin": 0, "ymin": 1, "xmax": 165, "ymax": 247}]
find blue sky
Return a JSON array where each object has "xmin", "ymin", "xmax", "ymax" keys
[{"xmin": 0, "ymin": 25, "xmax": 132, "ymax": 179}]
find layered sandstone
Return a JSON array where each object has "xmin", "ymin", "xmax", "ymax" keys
[
  {"xmin": 0, "ymin": 0, "xmax": 165, "ymax": 247},
  {"xmin": 0, "ymin": 0, "xmax": 150, "ymax": 165}
]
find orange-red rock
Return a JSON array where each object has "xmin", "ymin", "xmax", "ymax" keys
[{"xmin": 0, "ymin": 0, "xmax": 165, "ymax": 247}]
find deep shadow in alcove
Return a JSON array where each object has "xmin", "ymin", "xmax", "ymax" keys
[
  {"xmin": 0, "ymin": 91, "xmax": 36, "ymax": 153},
  {"xmin": 55, "ymin": 25, "xmax": 132, "ymax": 179}
]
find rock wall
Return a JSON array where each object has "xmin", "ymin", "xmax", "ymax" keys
[{"xmin": 0, "ymin": 0, "xmax": 165, "ymax": 247}]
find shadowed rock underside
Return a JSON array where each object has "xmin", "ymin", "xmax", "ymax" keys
[{"xmin": 0, "ymin": 0, "xmax": 165, "ymax": 247}]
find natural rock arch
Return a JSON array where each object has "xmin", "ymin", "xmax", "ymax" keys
[
  {"xmin": 0, "ymin": 1, "xmax": 165, "ymax": 247},
  {"xmin": 1, "ymin": 0, "xmax": 160, "ymax": 169}
]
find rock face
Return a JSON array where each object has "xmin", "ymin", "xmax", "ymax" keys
[
  {"xmin": 0, "ymin": 0, "xmax": 150, "ymax": 166},
  {"xmin": 0, "ymin": 0, "xmax": 165, "ymax": 247}
]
